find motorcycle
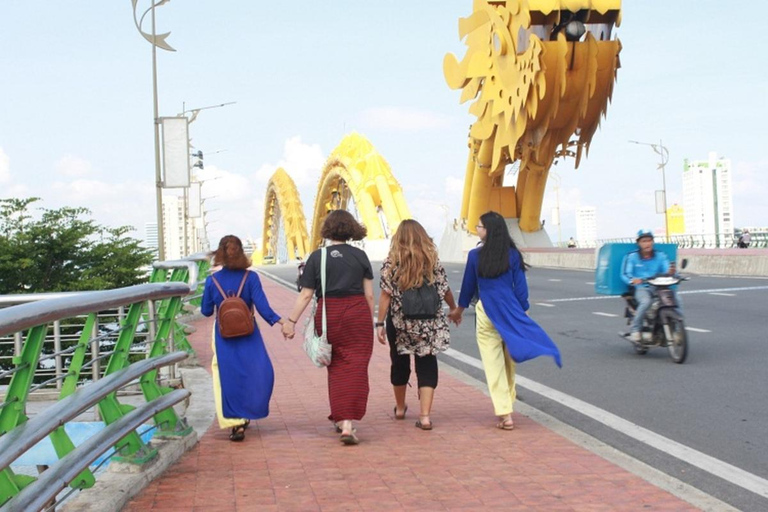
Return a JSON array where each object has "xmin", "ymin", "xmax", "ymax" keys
[{"xmin": 620, "ymin": 268, "xmax": 689, "ymax": 364}]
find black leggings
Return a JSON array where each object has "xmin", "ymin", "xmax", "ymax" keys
[{"xmin": 387, "ymin": 314, "xmax": 438, "ymax": 389}]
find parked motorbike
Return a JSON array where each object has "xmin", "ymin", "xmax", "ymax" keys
[{"xmin": 620, "ymin": 267, "xmax": 689, "ymax": 364}]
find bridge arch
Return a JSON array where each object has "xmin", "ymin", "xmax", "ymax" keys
[
  {"xmin": 262, "ymin": 168, "xmax": 310, "ymax": 264},
  {"xmin": 309, "ymin": 133, "xmax": 411, "ymax": 250}
]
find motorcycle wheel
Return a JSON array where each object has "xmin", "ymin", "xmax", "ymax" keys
[{"xmin": 665, "ymin": 317, "xmax": 688, "ymax": 364}]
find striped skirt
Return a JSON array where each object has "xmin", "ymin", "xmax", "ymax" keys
[{"xmin": 315, "ymin": 294, "xmax": 373, "ymax": 422}]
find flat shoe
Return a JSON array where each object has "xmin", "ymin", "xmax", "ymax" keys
[
  {"xmin": 394, "ymin": 405, "xmax": 408, "ymax": 420},
  {"xmin": 414, "ymin": 420, "xmax": 433, "ymax": 431},
  {"xmin": 334, "ymin": 423, "xmax": 357, "ymax": 434},
  {"xmin": 340, "ymin": 433, "xmax": 359, "ymax": 445},
  {"xmin": 229, "ymin": 426, "xmax": 246, "ymax": 441}
]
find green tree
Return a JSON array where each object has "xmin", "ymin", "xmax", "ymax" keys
[{"xmin": 0, "ymin": 197, "xmax": 154, "ymax": 293}]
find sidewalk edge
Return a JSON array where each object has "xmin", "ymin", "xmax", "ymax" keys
[{"xmin": 440, "ymin": 363, "xmax": 739, "ymax": 512}]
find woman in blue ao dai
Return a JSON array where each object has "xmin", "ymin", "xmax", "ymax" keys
[{"xmin": 201, "ymin": 235, "xmax": 287, "ymax": 441}]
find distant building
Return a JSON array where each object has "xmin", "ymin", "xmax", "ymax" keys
[
  {"xmin": 666, "ymin": 204, "xmax": 685, "ymax": 236},
  {"xmin": 575, "ymin": 207, "xmax": 597, "ymax": 244},
  {"xmin": 144, "ymin": 222, "xmax": 159, "ymax": 260},
  {"xmin": 682, "ymin": 152, "xmax": 733, "ymax": 243}
]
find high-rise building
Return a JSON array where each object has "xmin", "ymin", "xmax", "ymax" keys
[
  {"xmin": 682, "ymin": 152, "xmax": 733, "ymax": 243},
  {"xmin": 666, "ymin": 204, "xmax": 685, "ymax": 236},
  {"xmin": 144, "ymin": 222, "xmax": 159, "ymax": 260},
  {"xmin": 575, "ymin": 206, "xmax": 597, "ymax": 244}
]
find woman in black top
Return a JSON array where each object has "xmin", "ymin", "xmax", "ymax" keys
[{"xmin": 284, "ymin": 210, "xmax": 375, "ymax": 445}]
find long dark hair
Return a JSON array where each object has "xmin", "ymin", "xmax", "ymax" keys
[{"xmin": 477, "ymin": 211, "xmax": 528, "ymax": 278}]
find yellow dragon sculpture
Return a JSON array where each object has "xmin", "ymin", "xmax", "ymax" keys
[{"xmin": 444, "ymin": 0, "xmax": 622, "ymax": 235}]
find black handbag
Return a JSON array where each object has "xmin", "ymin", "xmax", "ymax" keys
[{"xmin": 401, "ymin": 281, "xmax": 441, "ymax": 319}]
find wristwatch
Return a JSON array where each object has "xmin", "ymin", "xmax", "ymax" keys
[{"xmin": 374, "ymin": 321, "xmax": 385, "ymax": 327}]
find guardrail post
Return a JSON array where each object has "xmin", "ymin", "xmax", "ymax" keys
[
  {"xmin": 140, "ymin": 268, "xmax": 192, "ymax": 438},
  {"xmin": 46, "ymin": 312, "xmax": 101, "ymax": 490},
  {"xmin": 53, "ymin": 320, "xmax": 62, "ymax": 390},
  {"xmin": 97, "ymin": 301, "xmax": 159, "ymax": 464},
  {"xmin": 0, "ymin": 325, "xmax": 49, "ymax": 505}
]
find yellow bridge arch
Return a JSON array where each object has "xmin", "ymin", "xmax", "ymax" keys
[
  {"xmin": 308, "ymin": 133, "xmax": 411, "ymax": 250},
  {"xmin": 261, "ymin": 168, "xmax": 310, "ymax": 263}
]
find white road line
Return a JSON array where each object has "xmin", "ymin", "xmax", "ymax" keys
[
  {"xmin": 709, "ymin": 292, "xmax": 735, "ymax": 297},
  {"xmin": 547, "ymin": 285, "xmax": 768, "ymax": 303},
  {"xmin": 442, "ymin": 348, "xmax": 768, "ymax": 500},
  {"xmin": 586, "ymin": 281, "xmax": 595, "ymax": 285},
  {"xmin": 536, "ymin": 303, "xmax": 555, "ymax": 308},
  {"xmin": 548, "ymin": 279, "xmax": 562, "ymax": 282},
  {"xmin": 686, "ymin": 327, "xmax": 711, "ymax": 333},
  {"xmin": 593, "ymin": 312, "xmax": 618, "ymax": 318}
]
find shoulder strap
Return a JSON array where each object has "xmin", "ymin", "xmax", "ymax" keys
[
  {"xmin": 210, "ymin": 275, "xmax": 227, "ymax": 300},
  {"xmin": 320, "ymin": 248, "xmax": 327, "ymax": 334},
  {"xmin": 236, "ymin": 271, "xmax": 249, "ymax": 298}
]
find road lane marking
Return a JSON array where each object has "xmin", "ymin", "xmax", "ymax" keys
[
  {"xmin": 546, "ymin": 285, "xmax": 768, "ymax": 303},
  {"xmin": 442, "ymin": 348, "xmax": 768, "ymax": 500},
  {"xmin": 593, "ymin": 312, "xmax": 618, "ymax": 318},
  {"xmin": 685, "ymin": 327, "xmax": 711, "ymax": 333},
  {"xmin": 709, "ymin": 292, "xmax": 735, "ymax": 297},
  {"xmin": 586, "ymin": 281, "xmax": 595, "ymax": 285},
  {"xmin": 536, "ymin": 303, "xmax": 555, "ymax": 307},
  {"xmin": 548, "ymin": 279, "xmax": 562, "ymax": 282}
]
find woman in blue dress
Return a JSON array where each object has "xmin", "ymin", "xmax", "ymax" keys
[
  {"xmin": 201, "ymin": 235, "xmax": 287, "ymax": 441},
  {"xmin": 449, "ymin": 212, "xmax": 562, "ymax": 430}
]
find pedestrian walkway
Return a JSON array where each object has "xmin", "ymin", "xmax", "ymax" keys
[{"xmin": 125, "ymin": 277, "xmax": 697, "ymax": 511}]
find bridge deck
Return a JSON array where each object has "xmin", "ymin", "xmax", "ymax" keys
[{"xmin": 126, "ymin": 277, "xmax": 696, "ymax": 511}]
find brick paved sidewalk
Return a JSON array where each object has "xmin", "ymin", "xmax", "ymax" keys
[{"xmin": 125, "ymin": 277, "xmax": 697, "ymax": 512}]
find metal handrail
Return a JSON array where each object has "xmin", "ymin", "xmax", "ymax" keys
[
  {"xmin": 151, "ymin": 260, "xmax": 200, "ymax": 290},
  {"xmin": 0, "ymin": 283, "xmax": 189, "ymax": 338},
  {"xmin": 0, "ymin": 351, "xmax": 187, "ymax": 471},
  {"xmin": 1, "ymin": 389, "xmax": 190, "ymax": 512}
]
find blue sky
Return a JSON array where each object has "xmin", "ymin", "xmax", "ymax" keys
[{"xmin": 1, "ymin": 1, "xmax": 766, "ymax": 246}]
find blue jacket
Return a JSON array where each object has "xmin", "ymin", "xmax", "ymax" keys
[
  {"xmin": 621, "ymin": 250, "xmax": 670, "ymax": 287},
  {"xmin": 458, "ymin": 247, "xmax": 562, "ymax": 367}
]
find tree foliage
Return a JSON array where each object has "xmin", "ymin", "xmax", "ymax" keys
[{"xmin": 0, "ymin": 198, "xmax": 154, "ymax": 293}]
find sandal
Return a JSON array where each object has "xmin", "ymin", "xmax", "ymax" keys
[
  {"xmin": 229, "ymin": 425, "xmax": 246, "ymax": 441},
  {"xmin": 340, "ymin": 432, "xmax": 359, "ymax": 445},
  {"xmin": 496, "ymin": 419, "xmax": 514, "ymax": 431},
  {"xmin": 394, "ymin": 405, "xmax": 408, "ymax": 420},
  {"xmin": 414, "ymin": 417, "xmax": 433, "ymax": 431}
]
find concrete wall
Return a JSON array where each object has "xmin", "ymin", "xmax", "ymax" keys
[{"xmin": 523, "ymin": 248, "xmax": 768, "ymax": 277}]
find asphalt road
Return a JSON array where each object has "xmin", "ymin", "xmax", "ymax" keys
[{"xmin": 260, "ymin": 261, "xmax": 768, "ymax": 511}]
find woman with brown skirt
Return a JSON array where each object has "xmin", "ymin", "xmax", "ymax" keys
[{"xmin": 284, "ymin": 210, "xmax": 375, "ymax": 445}]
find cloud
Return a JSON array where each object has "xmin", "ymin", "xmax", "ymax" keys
[
  {"xmin": 193, "ymin": 165, "xmax": 264, "ymax": 244},
  {"xmin": 445, "ymin": 175, "xmax": 464, "ymax": 196},
  {"xmin": 359, "ymin": 107, "xmax": 454, "ymax": 132},
  {"xmin": 255, "ymin": 136, "xmax": 324, "ymax": 187},
  {"xmin": 55, "ymin": 155, "xmax": 93, "ymax": 177},
  {"xmin": 0, "ymin": 147, "xmax": 10, "ymax": 184}
]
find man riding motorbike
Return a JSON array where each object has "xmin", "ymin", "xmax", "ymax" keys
[{"xmin": 621, "ymin": 230, "xmax": 677, "ymax": 342}]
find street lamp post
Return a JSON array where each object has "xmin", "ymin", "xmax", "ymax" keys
[
  {"xmin": 180, "ymin": 102, "xmax": 235, "ymax": 256},
  {"xmin": 629, "ymin": 140, "xmax": 670, "ymax": 242},
  {"xmin": 132, "ymin": 0, "xmax": 176, "ymax": 261}
]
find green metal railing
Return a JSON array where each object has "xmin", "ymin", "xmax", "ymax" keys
[{"xmin": 0, "ymin": 254, "xmax": 211, "ymax": 510}]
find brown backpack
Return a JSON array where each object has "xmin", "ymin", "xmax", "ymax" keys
[{"xmin": 210, "ymin": 272, "xmax": 254, "ymax": 338}]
